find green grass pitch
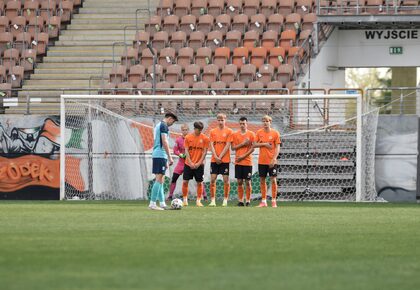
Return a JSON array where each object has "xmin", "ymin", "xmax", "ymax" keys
[{"xmin": 0, "ymin": 201, "xmax": 419, "ymax": 290}]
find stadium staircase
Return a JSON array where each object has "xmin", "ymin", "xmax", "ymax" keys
[{"xmin": 16, "ymin": 0, "xmax": 153, "ymax": 113}]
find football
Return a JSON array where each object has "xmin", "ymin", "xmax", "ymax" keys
[{"xmin": 171, "ymin": 198, "xmax": 183, "ymax": 210}]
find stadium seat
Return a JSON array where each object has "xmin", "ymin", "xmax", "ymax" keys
[
  {"xmin": 27, "ymin": 16, "xmax": 45, "ymax": 39},
  {"xmin": 5, "ymin": 1, "xmax": 21, "ymax": 19},
  {"xmin": 158, "ymin": 47, "xmax": 176, "ymax": 69},
  {"xmin": 276, "ymin": 64, "xmax": 294, "ymax": 84},
  {"xmin": 170, "ymin": 30, "xmax": 187, "ymax": 52},
  {"xmin": 280, "ymin": 29, "xmax": 296, "ymax": 52},
  {"xmin": 188, "ymin": 31, "xmax": 205, "ymax": 51},
  {"xmin": 232, "ymin": 47, "xmax": 249, "ymax": 69},
  {"xmin": 220, "ymin": 63, "xmax": 238, "ymax": 84},
  {"xmin": 239, "ymin": 64, "xmax": 256, "ymax": 85},
  {"xmin": 116, "ymin": 82, "xmax": 134, "ymax": 95},
  {"xmin": 213, "ymin": 46, "xmax": 231, "ymax": 68},
  {"xmin": 278, "ymin": 0, "xmax": 295, "ymax": 16},
  {"xmin": 284, "ymin": 13, "xmax": 302, "ymax": 32},
  {"xmin": 197, "ymin": 14, "xmax": 214, "ymax": 35},
  {"xmin": 262, "ymin": 30, "xmax": 279, "ymax": 49},
  {"xmin": 257, "ymin": 64, "xmax": 274, "ymax": 86},
  {"xmin": 364, "ymin": 0, "xmax": 383, "ymax": 14},
  {"xmin": 173, "ymin": 80, "xmax": 190, "ymax": 94},
  {"xmin": 208, "ymin": 0, "xmax": 224, "ymax": 17},
  {"xmin": 228, "ymin": 80, "xmax": 245, "ymax": 94},
  {"xmin": 0, "ymin": 64, "xmax": 6, "ymax": 83},
  {"xmin": 134, "ymin": 30, "xmax": 150, "ymax": 51},
  {"xmin": 191, "ymin": 0, "xmax": 208, "ymax": 18},
  {"xmin": 151, "ymin": 31, "xmax": 169, "ymax": 52},
  {"xmin": 210, "ymin": 80, "xmax": 227, "ymax": 95},
  {"xmin": 46, "ymin": 16, "xmax": 61, "ymax": 39},
  {"xmin": 195, "ymin": 47, "xmax": 213, "ymax": 69},
  {"xmin": 249, "ymin": 14, "xmax": 266, "ymax": 34},
  {"xmin": 206, "ymin": 30, "xmax": 224, "ymax": 51},
  {"xmin": 165, "ymin": 64, "xmax": 182, "ymax": 86},
  {"xmin": 156, "ymin": 81, "xmax": 172, "ymax": 95},
  {"xmin": 40, "ymin": 0, "xmax": 57, "ymax": 20},
  {"xmin": 247, "ymin": 80, "xmax": 264, "ymax": 95},
  {"xmin": 184, "ymin": 63, "xmax": 201, "ymax": 86},
  {"xmin": 140, "ymin": 48, "xmax": 157, "ymax": 68},
  {"xmin": 225, "ymin": 30, "xmax": 242, "ymax": 52},
  {"xmin": 7, "ymin": 65, "xmax": 24, "ymax": 88},
  {"xmin": 243, "ymin": 0, "xmax": 259, "ymax": 15},
  {"xmin": 296, "ymin": 0, "xmax": 314, "ymax": 15},
  {"xmin": 176, "ymin": 47, "xmax": 194, "ymax": 69},
  {"xmin": 267, "ymin": 13, "xmax": 284, "ymax": 33},
  {"xmin": 10, "ymin": 16, "xmax": 26, "ymax": 38},
  {"xmin": 287, "ymin": 46, "xmax": 304, "ymax": 65},
  {"xmin": 0, "ymin": 82, "xmax": 12, "ymax": 97},
  {"xmin": 214, "ymin": 14, "xmax": 231, "ymax": 36},
  {"xmin": 145, "ymin": 15, "xmax": 162, "ymax": 35},
  {"xmin": 146, "ymin": 64, "xmax": 164, "ymax": 82},
  {"xmin": 60, "ymin": 0, "xmax": 74, "ymax": 23},
  {"xmin": 302, "ymin": 13, "xmax": 317, "ymax": 31},
  {"xmin": 179, "ymin": 14, "xmax": 196, "ymax": 36},
  {"xmin": 261, "ymin": 0, "xmax": 277, "ymax": 18},
  {"xmin": 137, "ymin": 81, "xmax": 153, "ymax": 95},
  {"xmin": 226, "ymin": 0, "xmax": 242, "ymax": 16},
  {"xmin": 191, "ymin": 81, "xmax": 209, "ymax": 95},
  {"xmin": 232, "ymin": 14, "xmax": 248, "ymax": 33},
  {"xmin": 298, "ymin": 29, "xmax": 312, "ymax": 46},
  {"xmin": 23, "ymin": 0, "xmax": 40, "ymax": 22},
  {"xmin": 250, "ymin": 47, "xmax": 267, "ymax": 68},
  {"xmin": 286, "ymin": 80, "xmax": 296, "ymax": 92},
  {"xmin": 128, "ymin": 64, "xmax": 146, "ymax": 86},
  {"xmin": 268, "ymin": 46, "xmax": 286, "ymax": 68},
  {"xmin": 0, "ymin": 31, "xmax": 12, "ymax": 55},
  {"xmin": 267, "ymin": 80, "xmax": 284, "ymax": 94},
  {"xmin": 174, "ymin": 0, "xmax": 191, "ymax": 18},
  {"xmin": 156, "ymin": 0, "xmax": 174, "ymax": 17},
  {"xmin": 34, "ymin": 32, "xmax": 49, "ymax": 55},
  {"xmin": 109, "ymin": 65, "xmax": 127, "ymax": 84},
  {"xmin": 243, "ymin": 30, "xmax": 260, "ymax": 49},
  {"xmin": 0, "ymin": 16, "xmax": 9, "ymax": 32},
  {"xmin": 121, "ymin": 47, "xmax": 139, "ymax": 69},
  {"xmin": 202, "ymin": 64, "xmax": 219, "ymax": 85},
  {"xmin": 3, "ymin": 48, "xmax": 19, "ymax": 71},
  {"xmin": 163, "ymin": 14, "xmax": 180, "ymax": 34},
  {"xmin": 14, "ymin": 32, "xmax": 31, "ymax": 52}
]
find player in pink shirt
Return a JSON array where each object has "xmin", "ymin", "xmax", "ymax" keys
[{"xmin": 167, "ymin": 124, "xmax": 207, "ymax": 201}]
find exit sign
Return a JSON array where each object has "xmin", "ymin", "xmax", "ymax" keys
[{"xmin": 389, "ymin": 47, "xmax": 403, "ymax": 54}]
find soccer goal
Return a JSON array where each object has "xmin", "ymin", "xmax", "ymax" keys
[{"xmin": 60, "ymin": 94, "xmax": 378, "ymax": 201}]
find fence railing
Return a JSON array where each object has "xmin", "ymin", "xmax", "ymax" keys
[
  {"xmin": 317, "ymin": 0, "xmax": 420, "ymax": 15},
  {"xmin": 366, "ymin": 87, "xmax": 420, "ymax": 115}
]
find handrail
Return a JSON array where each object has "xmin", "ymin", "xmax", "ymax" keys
[{"xmin": 135, "ymin": 8, "xmax": 151, "ymax": 34}]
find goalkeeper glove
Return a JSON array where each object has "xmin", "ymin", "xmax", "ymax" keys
[{"xmin": 179, "ymin": 153, "xmax": 186, "ymax": 159}]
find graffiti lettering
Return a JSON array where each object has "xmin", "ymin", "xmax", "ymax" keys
[{"xmin": 0, "ymin": 161, "xmax": 54, "ymax": 182}]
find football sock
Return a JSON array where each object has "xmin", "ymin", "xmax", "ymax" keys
[
  {"xmin": 182, "ymin": 182, "xmax": 188, "ymax": 199},
  {"xmin": 271, "ymin": 180, "xmax": 277, "ymax": 200},
  {"xmin": 261, "ymin": 181, "xmax": 267, "ymax": 201},
  {"xmin": 202, "ymin": 184, "xmax": 207, "ymax": 199},
  {"xmin": 169, "ymin": 183, "xmax": 176, "ymax": 198},
  {"xmin": 197, "ymin": 182, "xmax": 203, "ymax": 201},
  {"xmin": 224, "ymin": 183, "xmax": 230, "ymax": 199},
  {"xmin": 238, "ymin": 185, "xmax": 244, "ymax": 202},
  {"xmin": 151, "ymin": 181, "xmax": 161, "ymax": 202},
  {"xmin": 246, "ymin": 184, "xmax": 252, "ymax": 202},
  {"xmin": 158, "ymin": 182, "xmax": 165, "ymax": 204},
  {"xmin": 210, "ymin": 182, "xmax": 216, "ymax": 199}
]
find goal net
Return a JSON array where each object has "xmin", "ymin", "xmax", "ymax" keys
[{"xmin": 60, "ymin": 94, "xmax": 378, "ymax": 201}]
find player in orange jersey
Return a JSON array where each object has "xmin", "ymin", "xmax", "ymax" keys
[
  {"xmin": 231, "ymin": 116, "xmax": 256, "ymax": 207},
  {"xmin": 209, "ymin": 113, "xmax": 234, "ymax": 207},
  {"xmin": 182, "ymin": 121, "xmax": 210, "ymax": 207},
  {"xmin": 253, "ymin": 115, "xmax": 281, "ymax": 208}
]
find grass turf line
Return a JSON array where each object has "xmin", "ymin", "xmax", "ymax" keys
[{"xmin": 0, "ymin": 201, "xmax": 419, "ymax": 290}]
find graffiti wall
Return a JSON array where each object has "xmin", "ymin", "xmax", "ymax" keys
[{"xmin": 0, "ymin": 116, "xmax": 60, "ymax": 199}]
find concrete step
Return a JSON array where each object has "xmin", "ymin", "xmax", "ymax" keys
[
  {"xmin": 47, "ymin": 50, "xmax": 123, "ymax": 57},
  {"xmin": 66, "ymin": 23, "xmax": 146, "ymax": 30},
  {"xmin": 42, "ymin": 56, "xmax": 114, "ymax": 63},
  {"xmin": 24, "ymin": 79, "xmax": 102, "ymax": 86},
  {"xmin": 82, "ymin": 3, "xmax": 150, "ymax": 8},
  {"xmin": 58, "ymin": 34, "xmax": 130, "ymax": 41},
  {"xmin": 30, "ymin": 73, "xmax": 104, "ymax": 80},
  {"xmin": 61, "ymin": 29, "xmax": 136, "ymax": 35},
  {"xmin": 48, "ymin": 46, "xmax": 120, "ymax": 51},
  {"xmin": 18, "ymin": 90, "xmax": 98, "ymax": 97},
  {"xmin": 73, "ymin": 14, "xmax": 146, "ymax": 19},
  {"xmin": 35, "ymin": 68, "xmax": 106, "ymax": 74},
  {"xmin": 36, "ymin": 62, "xmax": 113, "ymax": 69},
  {"xmin": 54, "ymin": 40, "xmax": 133, "ymax": 46},
  {"xmin": 79, "ymin": 8, "xmax": 148, "ymax": 14},
  {"xmin": 70, "ymin": 18, "xmax": 141, "ymax": 24}
]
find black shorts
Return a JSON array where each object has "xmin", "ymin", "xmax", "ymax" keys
[
  {"xmin": 152, "ymin": 158, "xmax": 167, "ymax": 174},
  {"xmin": 210, "ymin": 162, "xmax": 230, "ymax": 176},
  {"xmin": 258, "ymin": 164, "xmax": 278, "ymax": 177},
  {"xmin": 235, "ymin": 165, "xmax": 253, "ymax": 180},
  {"xmin": 183, "ymin": 164, "xmax": 204, "ymax": 182}
]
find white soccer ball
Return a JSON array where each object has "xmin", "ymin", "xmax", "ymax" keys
[{"xmin": 171, "ymin": 198, "xmax": 183, "ymax": 210}]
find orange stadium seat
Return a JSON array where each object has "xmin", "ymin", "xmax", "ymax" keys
[
  {"xmin": 280, "ymin": 29, "xmax": 296, "ymax": 52},
  {"xmin": 298, "ymin": 29, "xmax": 312, "ymax": 46},
  {"xmin": 128, "ymin": 64, "xmax": 146, "ymax": 86},
  {"xmin": 232, "ymin": 47, "xmax": 248, "ymax": 69},
  {"xmin": 213, "ymin": 46, "xmax": 231, "ymax": 68},
  {"xmin": 268, "ymin": 46, "xmax": 286, "ymax": 68},
  {"xmin": 197, "ymin": 14, "xmax": 214, "ymax": 35},
  {"xmin": 287, "ymin": 46, "xmax": 304, "ymax": 65},
  {"xmin": 250, "ymin": 46, "xmax": 267, "ymax": 68},
  {"xmin": 267, "ymin": 13, "xmax": 284, "ymax": 33}
]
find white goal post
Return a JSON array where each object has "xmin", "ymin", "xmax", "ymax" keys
[{"xmin": 60, "ymin": 94, "xmax": 377, "ymax": 202}]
